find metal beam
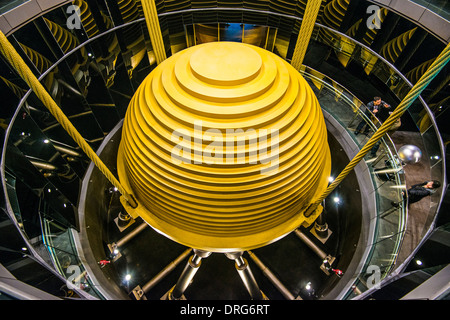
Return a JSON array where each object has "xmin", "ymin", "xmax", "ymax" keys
[
  {"xmin": 247, "ymin": 251, "xmax": 296, "ymax": 300},
  {"xmin": 0, "ymin": 264, "xmax": 61, "ymax": 300},
  {"xmin": 401, "ymin": 264, "xmax": 450, "ymax": 300}
]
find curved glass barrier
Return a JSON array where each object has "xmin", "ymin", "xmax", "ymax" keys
[
  {"xmin": 182, "ymin": 12, "xmax": 445, "ymax": 287},
  {"xmin": 0, "ymin": 0, "xmax": 29, "ymax": 14},
  {"xmin": 0, "ymin": 5, "xmax": 445, "ymax": 300},
  {"xmin": 1, "ymin": 11, "xmax": 156, "ymax": 299},
  {"xmin": 297, "ymin": 66, "xmax": 407, "ymax": 297},
  {"xmin": 308, "ymin": 23, "xmax": 446, "ymax": 274},
  {"xmin": 410, "ymin": 0, "xmax": 450, "ymax": 20}
]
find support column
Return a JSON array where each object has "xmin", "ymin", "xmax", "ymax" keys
[
  {"xmin": 311, "ymin": 206, "xmax": 332, "ymax": 242},
  {"xmin": 247, "ymin": 251, "xmax": 296, "ymax": 300},
  {"xmin": 225, "ymin": 252, "xmax": 264, "ymax": 300},
  {"xmin": 168, "ymin": 249, "xmax": 211, "ymax": 300},
  {"xmin": 294, "ymin": 229, "xmax": 336, "ymax": 275},
  {"xmin": 290, "ymin": 0, "xmax": 323, "ymax": 70},
  {"xmin": 117, "ymin": 210, "xmax": 133, "ymax": 229},
  {"xmin": 313, "ymin": 211, "xmax": 328, "ymax": 237},
  {"xmin": 107, "ymin": 222, "xmax": 148, "ymax": 260},
  {"xmin": 131, "ymin": 249, "xmax": 192, "ymax": 300},
  {"xmin": 141, "ymin": 0, "xmax": 167, "ymax": 64}
]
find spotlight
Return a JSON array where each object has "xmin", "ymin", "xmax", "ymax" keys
[
  {"xmin": 416, "ymin": 259, "xmax": 423, "ymax": 266},
  {"xmin": 43, "ymin": 139, "xmax": 50, "ymax": 144},
  {"xmin": 305, "ymin": 282, "xmax": 312, "ymax": 291},
  {"xmin": 125, "ymin": 274, "xmax": 131, "ymax": 281},
  {"xmin": 328, "ymin": 176, "xmax": 334, "ymax": 182},
  {"xmin": 108, "ymin": 186, "xmax": 119, "ymax": 193},
  {"xmin": 333, "ymin": 197, "xmax": 341, "ymax": 204}
]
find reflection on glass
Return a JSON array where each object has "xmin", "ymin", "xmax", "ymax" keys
[
  {"xmin": 90, "ymin": 32, "xmax": 121, "ymax": 88},
  {"xmin": 195, "ymin": 23, "xmax": 219, "ymax": 44},
  {"xmin": 274, "ymin": 30, "xmax": 289, "ymax": 59},
  {"xmin": 4, "ymin": 172, "xmax": 25, "ymax": 231},
  {"xmin": 8, "ymin": 107, "xmax": 82, "ymax": 204},
  {"xmin": 422, "ymin": 125, "xmax": 443, "ymax": 168},
  {"xmin": 119, "ymin": 0, "xmax": 143, "ymax": 22},
  {"xmin": 42, "ymin": 217, "xmax": 103, "ymax": 298},
  {"xmin": 313, "ymin": 25, "xmax": 420, "ymax": 105},
  {"xmin": 72, "ymin": 0, "xmax": 101, "ymax": 38},
  {"xmin": 17, "ymin": 42, "xmax": 54, "ymax": 76},
  {"xmin": 0, "ymin": 74, "xmax": 27, "ymax": 141},
  {"xmin": 0, "ymin": 9, "xmax": 444, "ymax": 301},
  {"xmin": 0, "ymin": 0, "xmax": 29, "ymax": 14},
  {"xmin": 266, "ymin": 27, "xmax": 277, "ymax": 52},
  {"xmin": 4, "ymin": 141, "xmax": 79, "ymax": 231},
  {"xmin": 43, "ymin": 17, "xmax": 91, "ymax": 96},
  {"xmin": 409, "ymin": 0, "xmax": 450, "ymax": 20},
  {"xmin": 186, "ymin": 22, "xmax": 276, "ymax": 53},
  {"xmin": 219, "ymin": 23, "xmax": 243, "ymax": 42},
  {"xmin": 119, "ymin": 24, "xmax": 148, "ymax": 79},
  {"xmin": 243, "ymin": 25, "xmax": 268, "ymax": 48},
  {"xmin": 184, "ymin": 24, "xmax": 196, "ymax": 47},
  {"xmin": 169, "ymin": 14, "xmax": 188, "ymax": 54},
  {"xmin": 299, "ymin": 65, "xmax": 408, "ymax": 292}
]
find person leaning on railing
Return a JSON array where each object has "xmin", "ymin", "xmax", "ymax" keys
[{"xmin": 392, "ymin": 180, "xmax": 441, "ymax": 207}]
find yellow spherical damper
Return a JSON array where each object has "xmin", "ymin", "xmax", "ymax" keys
[{"xmin": 117, "ymin": 42, "xmax": 331, "ymax": 252}]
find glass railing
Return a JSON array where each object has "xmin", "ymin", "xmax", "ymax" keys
[
  {"xmin": 309, "ymin": 23, "xmax": 446, "ymax": 271},
  {"xmin": 409, "ymin": 0, "xmax": 450, "ymax": 21},
  {"xmin": 0, "ymin": 0, "xmax": 29, "ymax": 14},
  {"xmin": 0, "ymin": 5, "xmax": 445, "ymax": 300},
  {"xmin": 0, "ymin": 14, "xmax": 155, "ymax": 300},
  {"xmin": 297, "ymin": 66, "xmax": 408, "ymax": 297},
  {"xmin": 41, "ymin": 217, "xmax": 105, "ymax": 299}
]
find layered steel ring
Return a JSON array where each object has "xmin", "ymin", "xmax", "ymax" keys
[{"xmin": 117, "ymin": 42, "xmax": 331, "ymax": 252}]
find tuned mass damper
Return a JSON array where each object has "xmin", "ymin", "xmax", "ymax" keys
[{"xmin": 117, "ymin": 42, "xmax": 331, "ymax": 252}]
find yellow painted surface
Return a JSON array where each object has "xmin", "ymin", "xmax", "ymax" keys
[
  {"xmin": 190, "ymin": 42, "xmax": 262, "ymax": 85},
  {"xmin": 117, "ymin": 42, "xmax": 331, "ymax": 252}
]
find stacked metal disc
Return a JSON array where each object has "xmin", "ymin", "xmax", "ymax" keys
[{"xmin": 117, "ymin": 42, "xmax": 331, "ymax": 252}]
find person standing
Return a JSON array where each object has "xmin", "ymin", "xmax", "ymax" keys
[
  {"xmin": 354, "ymin": 96, "xmax": 391, "ymax": 136},
  {"xmin": 355, "ymin": 97, "xmax": 394, "ymax": 157}
]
